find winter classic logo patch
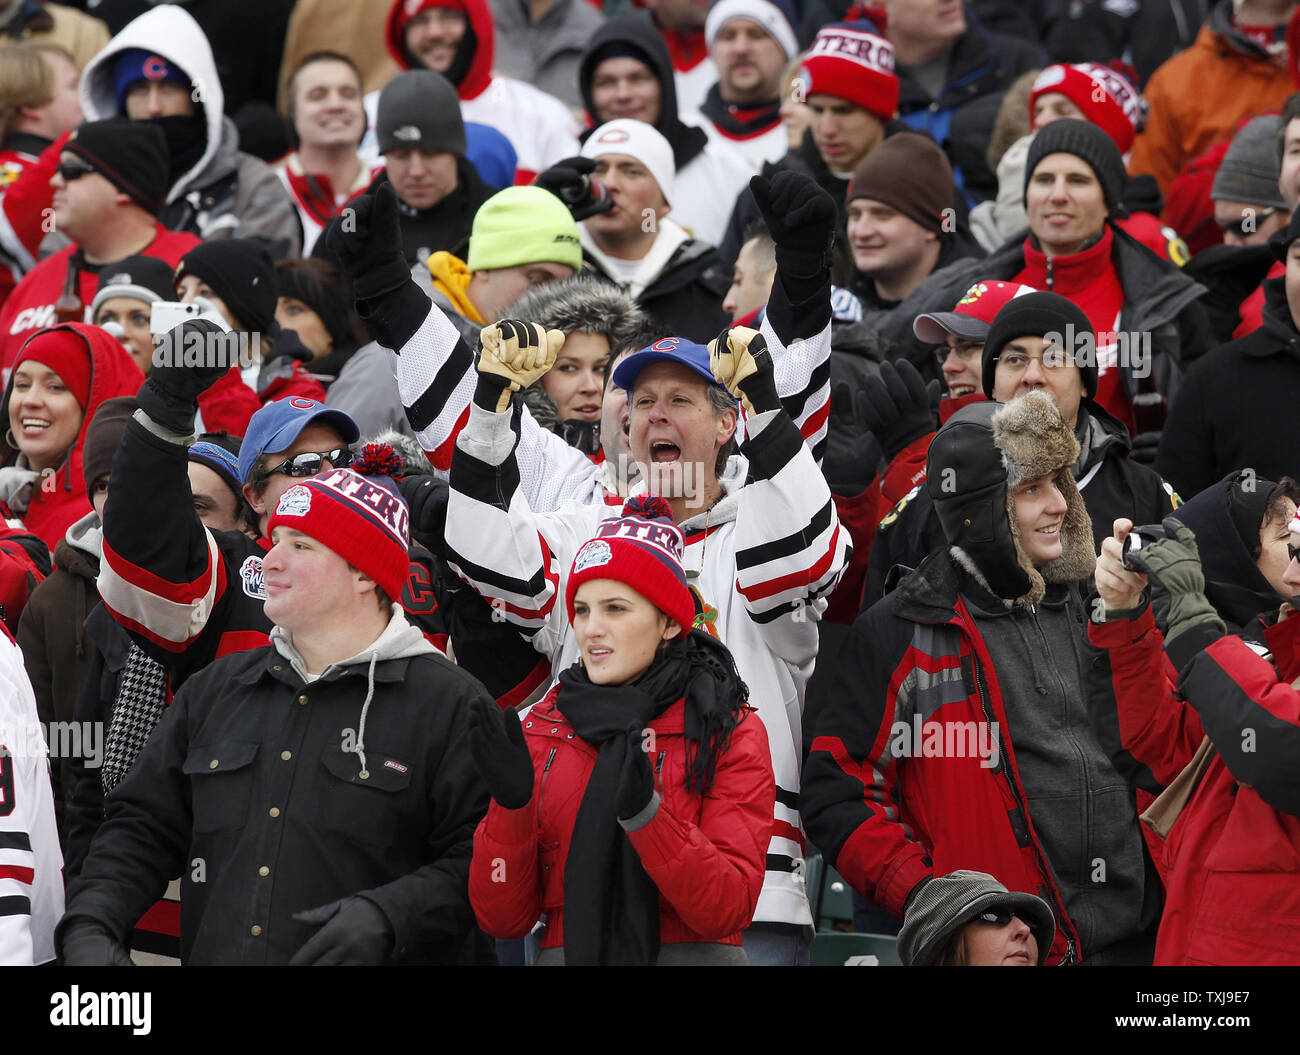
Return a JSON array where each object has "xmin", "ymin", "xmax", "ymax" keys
[
  {"xmin": 275, "ymin": 485, "xmax": 312, "ymax": 518},
  {"xmin": 573, "ymin": 539, "xmax": 613, "ymax": 573},
  {"xmin": 239, "ymin": 554, "xmax": 265, "ymax": 599}
]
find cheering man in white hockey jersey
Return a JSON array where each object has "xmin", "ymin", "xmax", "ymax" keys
[
  {"xmin": 0, "ymin": 627, "xmax": 63, "ymax": 965},
  {"xmin": 444, "ymin": 312, "xmax": 850, "ymax": 966}
]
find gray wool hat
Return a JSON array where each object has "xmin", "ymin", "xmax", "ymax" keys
[
  {"xmin": 376, "ymin": 70, "xmax": 466, "ymax": 156},
  {"xmin": 899, "ymin": 870, "xmax": 1056, "ymax": 966},
  {"xmin": 1211, "ymin": 115, "xmax": 1286, "ymax": 209},
  {"xmin": 1024, "ymin": 118, "xmax": 1126, "ymax": 213}
]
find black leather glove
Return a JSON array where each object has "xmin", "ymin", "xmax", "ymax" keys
[
  {"xmin": 749, "ymin": 170, "xmax": 836, "ymax": 270},
  {"xmin": 854, "ymin": 359, "xmax": 941, "ymax": 463},
  {"xmin": 398, "ymin": 474, "xmax": 448, "ymax": 552},
  {"xmin": 290, "ymin": 895, "xmax": 394, "ymax": 965},
  {"xmin": 534, "ymin": 156, "xmax": 614, "ymax": 221},
  {"xmin": 136, "ymin": 319, "xmax": 230, "ymax": 434},
  {"xmin": 468, "ymin": 701, "xmax": 534, "ymax": 810},
  {"xmin": 1129, "ymin": 430, "xmax": 1161, "ymax": 466},
  {"xmin": 322, "ymin": 181, "xmax": 411, "ymax": 303},
  {"xmin": 616, "ymin": 723, "xmax": 655, "ymax": 823},
  {"xmin": 59, "ymin": 918, "xmax": 134, "ymax": 966}
]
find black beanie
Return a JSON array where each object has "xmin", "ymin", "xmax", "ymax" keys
[
  {"xmin": 82, "ymin": 395, "xmax": 139, "ymax": 493},
  {"xmin": 174, "ymin": 239, "xmax": 278, "ymax": 334},
  {"xmin": 1024, "ymin": 118, "xmax": 1125, "ymax": 213},
  {"xmin": 92, "ymin": 254, "xmax": 176, "ymax": 317},
  {"xmin": 982, "ymin": 290, "xmax": 1099, "ymax": 401},
  {"xmin": 275, "ymin": 262, "xmax": 354, "ymax": 353},
  {"xmin": 1228, "ymin": 471, "xmax": 1280, "ymax": 560},
  {"xmin": 64, "ymin": 117, "xmax": 169, "ymax": 214},
  {"xmin": 1270, "ymin": 206, "xmax": 1300, "ymax": 262},
  {"xmin": 376, "ymin": 69, "xmax": 466, "ymax": 155}
]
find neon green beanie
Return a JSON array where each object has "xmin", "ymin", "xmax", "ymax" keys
[{"xmin": 466, "ymin": 186, "xmax": 583, "ymax": 274}]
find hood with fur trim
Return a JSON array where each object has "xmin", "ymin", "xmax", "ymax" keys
[
  {"xmin": 80, "ymin": 4, "xmax": 227, "ymax": 206},
  {"xmin": 931, "ymin": 391, "xmax": 1095, "ymax": 609},
  {"xmin": 508, "ymin": 273, "xmax": 645, "ymax": 354}
]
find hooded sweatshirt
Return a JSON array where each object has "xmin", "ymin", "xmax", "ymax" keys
[
  {"xmin": 578, "ymin": 16, "xmax": 754, "ymax": 246},
  {"xmin": 79, "ymin": 4, "xmax": 301, "ymax": 253},
  {"xmin": 359, "ymin": 0, "xmax": 581, "ymax": 183},
  {"xmin": 1, "ymin": 323, "xmax": 144, "ymax": 553}
]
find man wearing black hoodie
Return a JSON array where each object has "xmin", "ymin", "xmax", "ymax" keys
[{"xmin": 578, "ymin": 14, "xmax": 753, "ymax": 247}]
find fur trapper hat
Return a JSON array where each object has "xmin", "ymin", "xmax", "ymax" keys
[{"xmin": 929, "ymin": 390, "xmax": 1095, "ymax": 608}]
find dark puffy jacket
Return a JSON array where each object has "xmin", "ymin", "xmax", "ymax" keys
[
  {"xmin": 1157, "ymin": 277, "xmax": 1300, "ymax": 500},
  {"xmin": 1037, "ymin": 0, "xmax": 1210, "ymax": 87}
]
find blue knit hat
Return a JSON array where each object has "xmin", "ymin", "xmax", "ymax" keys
[{"xmin": 113, "ymin": 49, "xmax": 192, "ymax": 113}]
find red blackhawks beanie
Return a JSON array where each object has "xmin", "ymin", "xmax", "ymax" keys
[
  {"xmin": 1028, "ymin": 62, "xmax": 1143, "ymax": 156},
  {"xmin": 267, "ymin": 445, "xmax": 410, "ymax": 603},
  {"xmin": 566, "ymin": 494, "xmax": 695, "ymax": 634},
  {"xmin": 798, "ymin": 11, "xmax": 898, "ymax": 122}
]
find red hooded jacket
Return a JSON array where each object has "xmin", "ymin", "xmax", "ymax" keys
[{"xmin": 3, "ymin": 322, "xmax": 145, "ymax": 553}]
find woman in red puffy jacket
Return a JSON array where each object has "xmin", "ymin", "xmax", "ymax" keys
[{"xmin": 468, "ymin": 495, "xmax": 775, "ymax": 965}]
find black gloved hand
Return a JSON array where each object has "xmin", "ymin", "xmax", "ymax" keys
[
  {"xmin": 322, "ymin": 181, "xmax": 411, "ymax": 302},
  {"xmin": 398, "ymin": 474, "xmax": 449, "ymax": 552},
  {"xmin": 749, "ymin": 170, "xmax": 837, "ymax": 267},
  {"xmin": 1129, "ymin": 430, "xmax": 1161, "ymax": 466},
  {"xmin": 616, "ymin": 722, "xmax": 655, "ymax": 823},
  {"xmin": 854, "ymin": 359, "xmax": 941, "ymax": 463},
  {"xmin": 468, "ymin": 701, "xmax": 534, "ymax": 810},
  {"xmin": 136, "ymin": 319, "xmax": 231, "ymax": 434},
  {"xmin": 290, "ymin": 895, "xmax": 394, "ymax": 965},
  {"xmin": 534, "ymin": 156, "xmax": 614, "ymax": 222},
  {"xmin": 59, "ymin": 918, "xmax": 135, "ymax": 966}
]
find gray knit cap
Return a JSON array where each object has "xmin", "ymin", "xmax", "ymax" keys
[
  {"xmin": 376, "ymin": 70, "xmax": 466, "ymax": 155},
  {"xmin": 899, "ymin": 871, "xmax": 1056, "ymax": 966},
  {"xmin": 1211, "ymin": 115, "xmax": 1286, "ymax": 209}
]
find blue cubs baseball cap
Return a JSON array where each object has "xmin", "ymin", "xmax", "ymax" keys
[
  {"xmin": 611, "ymin": 336, "xmax": 728, "ymax": 393},
  {"xmin": 237, "ymin": 396, "xmax": 360, "ymax": 485}
]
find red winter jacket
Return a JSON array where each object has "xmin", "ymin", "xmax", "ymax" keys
[
  {"xmin": 0, "ymin": 225, "xmax": 200, "ymax": 372},
  {"xmin": 1086, "ymin": 605, "xmax": 1300, "ymax": 965},
  {"xmin": 469, "ymin": 687, "xmax": 774, "ymax": 951}
]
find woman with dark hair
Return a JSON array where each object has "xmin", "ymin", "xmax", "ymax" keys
[
  {"xmin": 467, "ymin": 495, "xmax": 774, "ymax": 965},
  {"xmin": 276, "ymin": 257, "xmax": 413, "ymax": 438},
  {"xmin": 506, "ymin": 274, "xmax": 645, "ymax": 456}
]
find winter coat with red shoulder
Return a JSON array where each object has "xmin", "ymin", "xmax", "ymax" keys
[
  {"xmin": 1, "ymin": 323, "xmax": 144, "ymax": 553},
  {"xmin": 1085, "ymin": 602, "xmax": 1300, "ymax": 965},
  {"xmin": 469, "ymin": 687, "xmax": 775, "ymax": 950}
]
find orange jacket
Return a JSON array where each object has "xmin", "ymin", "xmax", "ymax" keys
[{"xmin": 1129, "ymin": 20, "xmax": 1293, "ymax": 196}]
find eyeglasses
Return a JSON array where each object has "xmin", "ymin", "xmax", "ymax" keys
[
  {"xmin": 933, "ymin": 339, "xmax": 983, "ymax": 366},
  {"xmin": 993, "ymin": 348, "xmax": 1074, "ymax": 373},
  {"xmin": 1216, "ymin": 207, "xmax": 1278, "ymax": 236},
  {"xmin": 972, "ymin": 907, "xmax": 1023, "ymax": 927},
  {"xmin": 1288, "ymin": 543, "xmax": 1300, "ymax": 564},
  {"xmin": 263, "ymin": 448, "xmax": 355, "ymax": 478},
  {"xmin": 56, "ymin": 159, "xmax": 97, "ymax": 183}
]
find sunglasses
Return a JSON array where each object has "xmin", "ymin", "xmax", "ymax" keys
[
  {"xmin": 1216, "ymin": 207, "xmax": 1278, "ymax": 236},
  {"xmin": 264, "ymin": 448, "xmax": 355, "ymax": 479},
  {"xmin": 1288, "ymin": 543, "xmax": 1300, "ymax": 565},
  {"xmin": 56, "ymin": 159, "xmax": 97, "ymax": 183},
  {"xmin": 972, "ymin": 906, "xmax": 1023, "ymax": 927}
]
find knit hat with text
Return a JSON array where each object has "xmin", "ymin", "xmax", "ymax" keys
[
  {"xmin": 267, "ymin": 444, "xmax": 410, "ymax": 602},
  {"xmin": 797, "ymin": 7, "xmax": 897, "ymax": 121},
  {"xmin": 566, "ymin": 494, "xmax": 695, "ymax": 633},
  {"xmin": 1027, "ymin": 63, "xmax": 1144, "ymax": 155}
]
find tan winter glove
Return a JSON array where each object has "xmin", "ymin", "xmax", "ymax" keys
[
  {"xmin": 475, "ymin": 320, "xmax": 566, "ymax": 414},
  {"xmin": 707, "ymin": 325, "xmax": 778, "ymax": 417}
]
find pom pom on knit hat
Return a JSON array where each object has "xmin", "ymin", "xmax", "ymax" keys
[{"xmin": 566, "ymin": 494, "xmax": 695, "ymax": 634}]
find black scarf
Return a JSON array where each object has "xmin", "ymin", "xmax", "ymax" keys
[
  {"xmin": 556, "ymin": 630, "xmax": 748, "ymax": 965},
  {"xmin": 147, "ymin": 113, "xmax": 208, "ymax": 188},
  {"xmin": 698, "ymin": 82, "xmax": 780, "ymax": 140}
]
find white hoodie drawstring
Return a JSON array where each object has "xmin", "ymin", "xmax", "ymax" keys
[{"xmin": 355, "ymin": 651, "xmax": 378, "ymax": 779}]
